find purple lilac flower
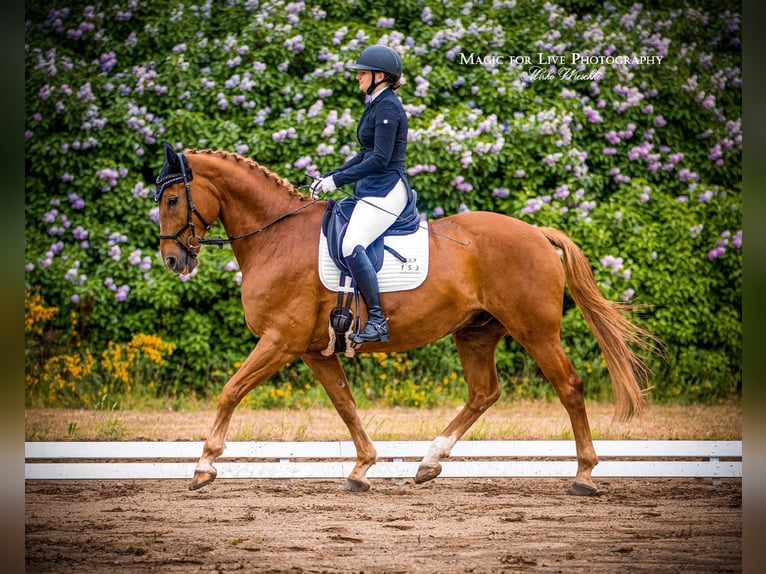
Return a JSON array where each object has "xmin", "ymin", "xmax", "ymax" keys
[
  {"xmin": 521, "ymin": 198, "xmax": 543, "ymax": 214},
  {"xmin": 600, "ymin": 255, "xmax": 624, "ymax": 272},
  {"xmin": 678, "ymin": 169, "xmax": 698, "ymax": 182},
  {"xmin": 43, "ymin": 209, "xmax": 58, "ymax": 223},
  {"xmin": 640, "ymin": 186, "xmax": 651, "ymax": 202},
  {"xmin": 492, "ymin": 188, "xmax": 510, "ymax": 198},
  {"xmin": 99, "ymin": 51, "xmax": 117, "ymax": 73},
  {"xmin": 115, "ymin": 285, "xmax": 130, "ymax": 302},
  {"xmin": 316, "ymin": 143, "xmax": 334, "ymax": 156},
  {"xmin": 604, "ymin": 130, "xmax": 620, "ymax": 145},
  {"xmin": 450, "ymin": 176, "xmax": 473, "ymax": 192},
  {"xmin": 129, "ymin": 249, "xmax": 143, "ymax": 266},
  {"xmin": 68, "ymin": 193, "xmax": 85, "ymax": 209},
  {"xmin": 293, "ymin": 156, "xmax": 312, "ymax": 170},
  {"xmin": 620, "ymin": 288, "xmax": 635, "ymax": 302},
  {"xmin": 284, "ymin": 35, "xmax": 305, "ymax": 53},
  {"xmin": 698, "ymin": 189, "xmax": 714, "ymax": 202},
  {"xmin": 407, "ymin": 164, "xmax": 437, "ymax": 176},
  {"xmin": 707, "ymin": 246, "xmax": 726, "ymax": 260},
  {"xmin": 72, "ymin": 226, "xmax": 88, "ymax": 240}
]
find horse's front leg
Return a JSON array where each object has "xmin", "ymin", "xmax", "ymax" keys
[
  {"xmin": 302, "ymin": 352, "xmax": 377, "ymax": 492},
  {"xmin": 190, "ymin": 338, "xmax": 297, "ymax": 490}
]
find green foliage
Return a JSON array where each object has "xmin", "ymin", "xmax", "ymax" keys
[{"xmin": 25, "ymin": 0, "xmax": 741, "ymax": 407}]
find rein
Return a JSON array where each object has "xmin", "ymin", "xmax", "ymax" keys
[
  {"xmin": 155, "ymin": 155, "xmax": 316, "ymax": 251},
  {"xmin": 199, "ymin": 196, "xmax": 318, "ymax": 248}
]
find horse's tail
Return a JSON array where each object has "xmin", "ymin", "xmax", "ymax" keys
[{"xmin": 539, "ymin": 227, "xmax": 662, "ymax": 422}]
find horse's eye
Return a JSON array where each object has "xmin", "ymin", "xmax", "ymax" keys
[{"xmin": 167, "ymin": 195, "xmax": 179, "ymax": 207}]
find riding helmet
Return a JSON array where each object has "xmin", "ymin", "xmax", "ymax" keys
[{"xmin": 347, "ymin": 45, "xmax": 402, "ymax": 82}]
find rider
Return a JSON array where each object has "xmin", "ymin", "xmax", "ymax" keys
[{"xmin": 311, "ymin": 45, "xmax": 414, "ymax": 345}]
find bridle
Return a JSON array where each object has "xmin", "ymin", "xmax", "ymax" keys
[
  {"xmin": 154, "ymin": 153, "xmax": 212, "ymax": 261},
  {"xmin": 154, "ymin": 152, "xmax": 317, "ymax": 256}
]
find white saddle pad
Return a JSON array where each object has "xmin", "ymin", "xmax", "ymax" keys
[{"xmin": 318, "ymin": 223, "xmax": 430, "ymax": 293}]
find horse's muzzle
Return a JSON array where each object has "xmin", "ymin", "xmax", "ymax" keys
[{"xmin": 164, "ymin": 251, "xmax": 198, "ymax": 275}]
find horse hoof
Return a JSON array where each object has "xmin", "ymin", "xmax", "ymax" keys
[
  {"xmin": 569, "ymin": 481, "xmax": 599, "ymax": 496},
  {"xmin": 414, "ymin": 462, "xmax": 442, "ymax": 484},
  {"xmin": 342, "ymin": 478, "xmax": 371, "ymax": 492},
  {"xmin": 189, "ymin": 469, "xmax": 217, "ymax": 491}
]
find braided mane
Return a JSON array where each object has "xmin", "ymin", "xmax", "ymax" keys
[{"xmin": 187, "ymin": 148, "xmax": 307, "ymax": 200}]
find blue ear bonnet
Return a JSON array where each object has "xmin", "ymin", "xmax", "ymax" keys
[{"xmin": 154, "ymin": 141, "xmax": 193, "ymax": 202}]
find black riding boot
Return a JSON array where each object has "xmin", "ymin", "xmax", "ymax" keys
[{"xmin": 344, "ymin": 245, "xmax": 390, "ymax": 344}]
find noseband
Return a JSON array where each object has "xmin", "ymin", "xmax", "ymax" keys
[{"xmin": 154, "ymin": 154, "xmax": 212, "ymax": 261}]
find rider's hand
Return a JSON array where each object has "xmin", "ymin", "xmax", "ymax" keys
[{"xmin": 310, "ymin": 175, "xmax": 337, "ymax": 199}]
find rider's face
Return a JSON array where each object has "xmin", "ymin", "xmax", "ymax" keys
[{"xmin": 356, "ymin": 70, "xmax": 380, "ymax": 93}]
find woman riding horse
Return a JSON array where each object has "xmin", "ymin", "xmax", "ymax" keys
[{"xmin": 310, "ymin": 45, "xmax": 415, "ymax": 345}]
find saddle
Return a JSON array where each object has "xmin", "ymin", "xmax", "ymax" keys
[
  {"xmin": 319, "ymin": 194, "xmax": 422, "ymax": 356},
  {"xmin": 320, "ymin": 194, "xmax": 421, "ymax": 276}
]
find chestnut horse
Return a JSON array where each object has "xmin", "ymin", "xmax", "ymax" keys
[{"xmin": 154, "ymin": 142, "xmax": 658, "ymax": 495}]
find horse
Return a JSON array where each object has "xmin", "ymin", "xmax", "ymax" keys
[{"xmin": 154, "ymin": 142, "xmax": 659, "ymax": 495}]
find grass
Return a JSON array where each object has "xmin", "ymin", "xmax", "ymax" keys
[{"xmin": 24, "ymin": 399, "xmax": 742, "ymax": 442}]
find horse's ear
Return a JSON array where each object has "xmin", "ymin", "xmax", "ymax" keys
[{"xmin": 163, "ymin": 140, "xmax": 180, "ymax": 167}]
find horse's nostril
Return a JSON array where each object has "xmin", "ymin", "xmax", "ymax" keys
[{"xmin": 165, "ymin": 256, "xmax": 176, "ymax": 269}]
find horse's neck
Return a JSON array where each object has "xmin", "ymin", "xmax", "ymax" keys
[
  {"xmin": 211, "ymin": 162, "xmax": 299, "ymax": 237},
  {"xmin": 199, "ymin": 157, "xmax": 306, "ymax": 269}
]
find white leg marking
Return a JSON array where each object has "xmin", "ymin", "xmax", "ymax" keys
[
  {"xmin": 195, "ymin": 458, "xmax": 216, "ymax": 473},
  {"xmin": 422, "ymin": 433, "xmax": 458, "ymax": 465}
]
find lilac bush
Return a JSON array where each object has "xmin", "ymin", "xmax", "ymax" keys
[{"xmin": 25, "ymin": 0, "xmax": 741, "ymax": 403}]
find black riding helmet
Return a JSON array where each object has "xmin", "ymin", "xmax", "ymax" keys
[{"xmin": 347, "ymin": 45, "xmax": 403, "ymax": 94}]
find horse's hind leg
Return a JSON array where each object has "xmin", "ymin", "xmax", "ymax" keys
[
  {"xmin": 302, "ymin": 353, "xmax": 377, "ymax": 492},
  {"xmin": 523, "ymin": 337, "xmax": 599, "ymax": 495},
  {"xmin": 414, "ymin": 320, "xmax": 506, "ymax": 484}
]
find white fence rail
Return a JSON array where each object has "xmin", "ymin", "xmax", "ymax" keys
[{"xmin": 25, "ymin": 440, "xmax": 741, "ymax": 481}]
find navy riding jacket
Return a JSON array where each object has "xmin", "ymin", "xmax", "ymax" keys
[{"xmin": 331, "ymin": 88, "xmax": 413, "ymax": 199}]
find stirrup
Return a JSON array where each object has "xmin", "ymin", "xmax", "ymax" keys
[{"xmin": 351, "ymin": 319, "xmax": 390, "ymax": 344}]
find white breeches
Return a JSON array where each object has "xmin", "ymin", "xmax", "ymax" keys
[{"xmin": 341, "ymin": 179, "xmax": 408, "ymax": 257}]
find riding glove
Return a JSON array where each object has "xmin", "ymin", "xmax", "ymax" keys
[{"xmin": 310, "ymin": 175, "xmax": 337, "ymax": 199}]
